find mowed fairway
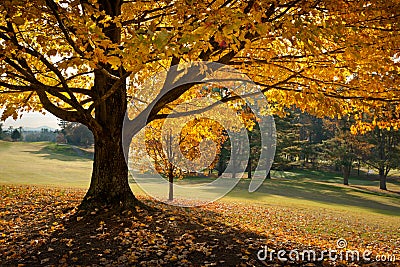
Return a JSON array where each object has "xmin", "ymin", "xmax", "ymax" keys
[{"xmin": 0, "ymin": 141, "xmax": 92, "ymax": 188}]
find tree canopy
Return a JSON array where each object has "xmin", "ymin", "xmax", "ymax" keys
[
  {"xmin": 0, "ymin": 0, "xmax": 399, "ymax": 208},
  {"xmin": 0, "ymin": 0, "xmax": 399, "ymax": 124}
]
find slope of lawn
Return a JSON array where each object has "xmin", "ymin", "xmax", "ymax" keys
[
  {"xmin": 224, "ymin": 170, "xmax": 400, "ymax": 216},
  {"xmin": 0, "ymin": 141, "xmax": 92, "ymax": 188},
  {"xmin": 0, "ymin": 141, "xmax": 399, "ymax": 265},
  {"xmin": 1, "ymin": 140, "xmax": 399, "ymax": 217}
]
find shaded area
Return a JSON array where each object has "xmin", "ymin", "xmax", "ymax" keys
[
  {"xmin": 130, "ymin": 169, "xmax": 400, "ymax": 216},
  {"xmin": 0, "ymin": 185, "xmax": 308, "ymax": 266},
  {"xmin": 27, "ymin": 143, "xmax": 94, "ymax": 161},
  {"xmin": 1, "ymin": 185, "xmax": 398, "ymax": 266},
  {"xmin": 224, "ymin": 170, "xmax": 400, "ymax": 216}
]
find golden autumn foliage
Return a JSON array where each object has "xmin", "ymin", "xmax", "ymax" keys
[
  {"xmin": 130, "ymin": 84, "xmax": 258, "ymax": 179},
  {"xmin": 1, "ymin": 0, "xmax": 399, "ymax": 207},
  {"xmin": 144, "ymin": 117, "xmax": 227, "ymax": 179},
  {"xmin": 0, "ymin": 0, "xmax": 398, "ymax": 126}
]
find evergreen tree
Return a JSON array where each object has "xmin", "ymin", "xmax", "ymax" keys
[
  {"xmin": 0, "ymin": 123, "xmax": 3, "ymax": 140},
  {"xmin": 11, "ymin": 129, "xmax": 21, "ymax": 141},
  {"xmin": 364, "ymin": 127, "xmax": 400, "ymax": 190},
  {"xmin": 322, "ymin": 119, "xmax": 371, "ymax": 185},
  {"xmin": 274, "ymin": 111, "xmax": 303, "ymax": 170}
]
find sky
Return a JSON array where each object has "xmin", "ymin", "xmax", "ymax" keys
[{"xmin": 1, "ymin": 111, "xmax": 60, "ymax": 129}]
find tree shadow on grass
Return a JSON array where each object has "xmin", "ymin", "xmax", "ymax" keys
[
  {"xmin": 0, "ymin": 185, "xmax": 392, "ymax": 266},
  {"xmin": 224, "ymin": 177, "xmax": 400, "ymax": 216},
  {"xmin": 26, "ymin": 144, "xmax": 93, "ymax": 162},
  {"xmin": 0, "ymin": 197, "xmax": 289, "ymax": 266}
]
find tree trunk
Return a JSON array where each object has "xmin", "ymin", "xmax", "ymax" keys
[
  {"xmin": 79, "ymin": 68, "xmax": 140, "ymax": 210},
  {"xmin": 168, "ymin": 172, "xmax": 174, "ymax": 201},
  {"xmin": 80, "ymin": 133, "xmax": 138, "ymax": 210},
  {"xmin": 379, "ymin": 169, "xmax": 387, "ymax": 190},
  {"xmin": 76, "ymin": 0, "xmax": 140, "ymax": 211},
  {"xmin": 342, "ymin": 165, "xmax": 350, "ymax": 185},
  {"xmin": 266, "ymin": 170, "xmax": 271, "ymax": 179},
  {"xmin": 79, "ymin": 45, "xmax": 139, "ymax": 210},
  {"xmin": 247, "ymin": 160, "xmax": 252, "ymax": 179}
]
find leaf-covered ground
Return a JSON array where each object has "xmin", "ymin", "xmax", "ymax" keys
[{"xmin": 0, "ymin": 184, "xmax": 399, "ymax": 266}]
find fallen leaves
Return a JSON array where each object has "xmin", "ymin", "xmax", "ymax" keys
[
  {"xmin": 0, "ymin": 185, "xmax": 80, "ymax": 263},
  {"xmin": 0, "ymin": 184, "xmax": 399, "ymax": 266}
]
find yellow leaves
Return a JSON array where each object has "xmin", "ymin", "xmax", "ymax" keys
[
  {"xmin": 153, "ymin": 30, "xmax": 170, "ymax": 50},
  {"xmin": 0, "ymin": 0, "xmax": 399, "ymax": 137},
  {"xmin": 255, "ymin": 23, "xmax": 270, "ymax": 36},
  {"xmin": 106, "ymin": 56, "xmax": 121, "ymax": 70},
  {"xmin": 169, "ymin": 255, "xmax": 178, "ymax": 261},
  {"xmin": 92, "ymin": 47, "xmax": 106, "ymax": 64},
  {"xmin": 1, "ymin": 105, "xmax": 18, "ymax": 120},
  {"xmin": 96, "ymin": 39, "xmax": 113, "ymax": 49},
  {"xmin": 2, "ymin": 183, "xmax": 400, "ymax": 265},
  {"xmin": 0, "ymin": 185, "xmax": 86, "ymax": 264}
]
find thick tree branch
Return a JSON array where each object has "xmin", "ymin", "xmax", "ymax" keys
[
  {"xmin": 36, "ymin": 89, "xmax": 102, "ymax": 132},
  {"xmin": 0, "ymin": 28, "xmax": 92, "ymax": 116},
  {"xmin": 36, "ymin": 90, "xmax": 82, "ymax": 123},
  {"xmin": 151, "ymin": 73, "xmax": 302, "ymax": 120}
]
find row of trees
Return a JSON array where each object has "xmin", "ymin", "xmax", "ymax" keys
[
  {"xmin": 271, "ymin": 111, "xmax": 400, "ymax": 190},
  {"xmin": 0, "ymin": 124, "xmax": 57, "ymax": 142},
  {"xmin": 24, "ymin": 128, "xmax": 57, "ymax": 142},
  {"xmin": 0, "ymin": 124, "xmax": 22, "ymax": 141},
  {"xmin": 144, "ymin": 108, "xmax": 400, "ymax": 194},
  {"xmin": 0, "ymin": 122, "xmax": 93, "ymax": 147}
]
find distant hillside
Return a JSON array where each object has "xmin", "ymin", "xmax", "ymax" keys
[{"xmin": 22, "ymin": 126, "xmax": 57, "ymax": 132}]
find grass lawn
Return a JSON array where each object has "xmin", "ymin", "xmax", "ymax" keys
[
  {"xmin": 0, "ymin": 141, "xmax": 92, "ymax": 188},
  {"xmin": 224, "ymin": 170, "xmax": 400, "ymax": 216},
  {"xmin": 1, "ymin": 140, "xmax": 399, "ymax": 217},
  {"xmin": 0, "ymin": 141, "xmax": 399, "ymax": 265}
]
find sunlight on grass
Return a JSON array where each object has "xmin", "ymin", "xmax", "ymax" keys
[
  {"xmin": 0, "ymin": 141, "xmax": 91, "ymax": 188},
  {"xmin": 1, "ymin": 141, "xmax": 399, "ymax": 220}
]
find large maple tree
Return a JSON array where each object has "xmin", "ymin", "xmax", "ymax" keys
[{"xmin": 0, "ymin": 0, "xmax": 399, "ymax": 209}]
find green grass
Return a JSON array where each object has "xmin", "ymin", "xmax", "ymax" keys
[
  {"xmin": 0, "ymin": 141, "xmax": 92, "ymax": 188},
  {"xmin": 222, "ymin": 170, "xmax": 400, "ymax": 216},
  {"xmin": 35, "ymin": 143, "xmax": 94, "ymax": 160},
  {"xmin": 1, "ymin": 141, "xmax": 399, "ymax": 221}
]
